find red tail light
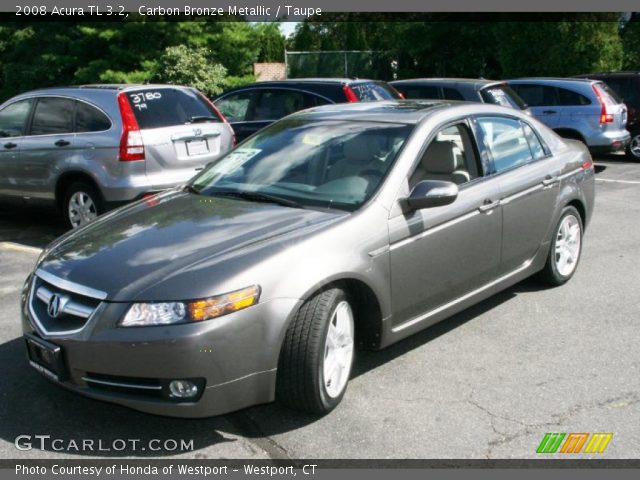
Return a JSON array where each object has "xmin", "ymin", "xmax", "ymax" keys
[
  {"xmin": 342, "ymin": 85, "xmax": 359, "ymax": 103},
  {"xmin": 117, "ymin": 92, "xmax": 145, "ymax": 161},
  {"xmin": 592, "ymin": 84, "xmax": 614, "ymax": 124},
  {"xmin": 397, "ymin": 92, "xmax": 405, "ymax": 99},
  {"xmin": 582, "ymin": 157, "xmax": 594, "ymax": 170}
]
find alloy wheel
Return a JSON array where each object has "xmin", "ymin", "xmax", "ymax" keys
[
  {"xmin": 554, "ymin": 214, "xmax": 581, "ymax": 277},
  {"xmin": 323, "ymin": 301, "xmax": 355, "ymax": 398}
]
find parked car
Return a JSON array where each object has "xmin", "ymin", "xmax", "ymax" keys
[
  {"xmin": 507, "ymin": 78, "xmax": 630, "ymax": 155},
  {"xmin": 0, "ymin": 84, "xmax": 234, "ymax": 228},
  {"xmin": 391, "ymin": 78, "xmax": 531, "ymax": 113},
  {"xmin": 22, "ymin": 100, "xmax": 594, "ymax": 417},
  {"xmin": 213, "ymin": 78, "xmax": 402, "ymax": 142},
  {"xmin": 575, "ymin": 71, "xmax": 640, "ymax": 160}
]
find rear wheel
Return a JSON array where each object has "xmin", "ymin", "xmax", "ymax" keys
[
  {"xmin": 63, "ymin": 182, "xmax": 103, "ymax": 229},
  {"xmin": 626, "ymin": 133, "xmax": 640, "ymax": 160},
  {"xmin": 539, "ymin": 206, "xmax": 583, "ymax": 286},
  {"xmin": 276, "ymin": 288, "xmax": 355, "ymax": 414}
]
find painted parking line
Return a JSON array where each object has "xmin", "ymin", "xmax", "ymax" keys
[
  {"xmin": 595, "ymin": 178, "xmax": 640, "ymax": 185},
  {"xmin": 0, "ymin": 242, "xmax": 42, "ymax": 254}
]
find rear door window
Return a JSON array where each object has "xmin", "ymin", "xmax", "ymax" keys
[
  {"xmin": 442, "ymin": 87, "xmax": 465, "ymax": 101},
  {"xmin": 350, "ymin": 82, "xmax": 401, "ymax": 101},
  {"xmin": 30, "ymin": 97, "xmax": 75, "ymax": 135},
  {"xmin": 75, "ymin": 101, "xmax": 111, "ymax": 132},
  {"xmin": 126, "ymin": 88, "xmax": 220, "ymax": 129},
  {"xmin": 556, "ymin": 87, "xmax": 591, "ymax": 106},
  {"xmin": 250, "ymin": 89, "xmax": 307, "ymax": 121},
  {"xmin": 398, "ymin": 85, "xmax": 441, "ymax": 100},
  {"xmin": 0, "ymin": 99, "xmax": 33, "ymax": 138},
  {"xmin": 477, "ymin": 117, "xmax": 534, "ymax": 173},
  {"xmin": 511, "ymin": 84, "xmax": 558, "ymax": 107}
]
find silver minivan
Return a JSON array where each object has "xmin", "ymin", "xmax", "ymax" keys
[
  {"xmin": 508, "ymin": 78, "xmax": 630, "ymax": 155},
  {"xmin": 0, "ymin": 84, "xmax": 235, "ymax": 227}
]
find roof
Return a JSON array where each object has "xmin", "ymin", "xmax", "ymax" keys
[
  {"xmin": 391, "ymin": 78, "xmax": 500, "ymax": 87},
  {"xmin": 508, "ymin": 77, "xmax": 596, "ymax": 84},
  {"xmin": 290, "ymin": 99, "xmax": 469, "ymax": 124}
]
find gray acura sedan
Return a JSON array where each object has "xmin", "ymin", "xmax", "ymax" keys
[{"xmin": 21, "ymin": 101, "xmax": 594, "ymax": 417}]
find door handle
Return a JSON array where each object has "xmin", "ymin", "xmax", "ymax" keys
[
  {"xmin": 478, "ymin": 199, "xmax": 500, "ymax": 213},
  {"xmin": 542, "ymin": 110, "xmax": 557, "ymax": 115},
  {"xmin": 3, "ymin": 142, "xmax": 17, "ymax": 149},
  {"xmin": 54, "ymin": 139, "xmax": 70, "ymax": 147},
  {"xmin": 542, "ymin": 175, "xmax": 559, "ymax": 187}
]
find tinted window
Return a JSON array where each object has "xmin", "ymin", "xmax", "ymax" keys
[
  {"xmin": 350, "ymin": 82, "xmax": 400, "ymax": 101},
  {"xmin": 511, "ymin": 84, "xmax": 557, "ymax": 107},
  {"xmin": 597, "ymin": 82, "xmax": 623, "ymax": 104},
  {"xmin": 477, "ymin": 117, "xmax": 533, "ymax": 173},
  {"xmin": 30, "ymin": 97, "xmax": 74, "ymax": 135},
  {"xmin": 602, "ymin": 77, "xmax": 638, "ymax": 104},
  {"xmin": 251, "ymin": 90, "xmax": 307, "ymax": 121},
  {"xmin": 556, "ymin": 87, "xmax": 591, "ymax": 106},
  {"xmin": 398, "ymin": 86, "xmax": 441, "ymax": 99},
  {"xmin": 0, "ymin": 99, "xmax": 33, "ymax": 138},
  {"xmin": 75, "ymin": 101, "xmax": 111, "ymax": 132},
  {"xmin": 215, "ymin": 91, "xmax": 253, "ymax": 122},
  {"xmin": 481, "ymin": 85, "xmax": 528, "ymax": 110},
  {"xmin": 126, "ymin": 88, "xmax": 220, "ymax": 129},
  {"xmin": 442, "ymin": 87, "xmax": 465, "ymax": 101},
  {"xmin": 522, "ymin": 122, "xmax": 546, "ymax": 160}
]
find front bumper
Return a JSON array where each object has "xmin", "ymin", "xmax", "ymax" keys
[{"xmin": 21, "ymin": 276, "xmax": 300, "ymax": 417}]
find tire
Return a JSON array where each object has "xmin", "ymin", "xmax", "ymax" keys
[
  {"xmin": 63, "ymin": 182, "xmax": 103, "ymax": 229},
  {"xmin": 276, "ymin": 288, "xmax": 355, "ymax": 414},
  {"xmin": 626, "ymin": 133, "xmax": 640, "ymax": 161},
  {"xmin": 539, "ymin": 206, "xmax": 583, "ymax": 286}
]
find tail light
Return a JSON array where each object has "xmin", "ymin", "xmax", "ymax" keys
[
  {"xmin": 342, "ymin": 85, "xmax": 359, "ymax": 103},
  {"xmin": 117, "ymin": 92, "xmax": 145, "ymax": 161},
  {"xmin": 592, "ymin": 84, "xmax": 614, "ymax": 124},
  {"xmin": 581, "ymin": 157, "xmax": 594, "ymax": 170}
]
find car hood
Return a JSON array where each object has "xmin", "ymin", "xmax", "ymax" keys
[{"xmin": 38, "ymin": 191, "xmax": 345, "ymax": 300}]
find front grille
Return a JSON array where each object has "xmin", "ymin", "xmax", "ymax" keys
[{"xmin": 29, "ymin": 274, "xmax": 102, "ymax": 335}]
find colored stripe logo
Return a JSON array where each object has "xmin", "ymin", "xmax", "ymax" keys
[{"xmin": 537, "ymin": 433, "xmax": 612, "ymax": 454}]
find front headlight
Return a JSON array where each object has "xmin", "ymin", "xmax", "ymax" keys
[{"xmin": 119, "ymin": 285, "xmax": 260, "ymax": 327}]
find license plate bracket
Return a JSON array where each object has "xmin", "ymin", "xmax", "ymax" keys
[
  {"xmin": 25, "ymin": 333, "xmax": 67, "ymax": 382},
  {"xmin": 186, "ymin": 139, "xmax": 209, "ymax": 156}
]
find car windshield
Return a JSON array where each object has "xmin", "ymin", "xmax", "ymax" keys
[{"xmin": 190, "ymin": 118, "xmax": 413, "ymax": 211}]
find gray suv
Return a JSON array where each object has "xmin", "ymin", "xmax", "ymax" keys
[
  {"xmin": 507, "ymin": 78, "xmax": 630, "ymax": 154},
  {"xmin": 0, "ymin": 85, "xmax": 235, "ymax": 228}
]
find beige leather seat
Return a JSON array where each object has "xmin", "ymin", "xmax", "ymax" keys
[
  {"xmin": 410, "ymin": 140, "xmax": 471, "ymax": 187},
  {"xmin": 327, "ymin": 135, "xmax": 382, "ymax": 181}
]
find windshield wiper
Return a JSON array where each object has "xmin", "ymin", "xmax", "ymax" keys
[
  {"xmin": 210, "ymin": 190, "xmax": 304, "ymax": 209},
  {"xmin": 188, "ymin": 115, "xmax": 219, "ymax": 123},
  {"xmin": 182, "ymin": 184, "xmax": 202, "ymax": 195}
]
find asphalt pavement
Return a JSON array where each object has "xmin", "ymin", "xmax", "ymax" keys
[{"xmin": 0, "ymin": 155, "xmax": 638, "ymax": 459}]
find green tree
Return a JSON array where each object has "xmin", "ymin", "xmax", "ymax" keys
[
  {"xmin": 622, "ymin": 14, "xmax": 640, "ymax": 69},
  {"xmin": 151, "ymin": 45, "xmax": 227, "ymax": 97}
]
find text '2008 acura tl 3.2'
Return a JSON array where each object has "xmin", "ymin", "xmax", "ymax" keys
[{"xmin": 21, "ymin": 100, "xmax": 594, "ymax": 417}]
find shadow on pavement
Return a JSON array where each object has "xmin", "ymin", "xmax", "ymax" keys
[{"xmin": 0, "ymin": 203, "xmax": 67, "ymax": 248}]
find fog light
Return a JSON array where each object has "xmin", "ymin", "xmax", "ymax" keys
[{"xmin": 169, "ymin": 380, "xmax": 199, "ymax": 399}]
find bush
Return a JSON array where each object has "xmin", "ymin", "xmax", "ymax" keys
[{"xmin": 151, "ymin": 45, "xmax": 227, "ymax": 97}]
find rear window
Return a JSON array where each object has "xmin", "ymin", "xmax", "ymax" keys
[
  {"xmin": 397, "ymin": 85, "xmax": 441, "ymax": 100},
  {"xmin": 125, "ymin": 88, "xmax": 221, "ymax": 129},
  {"xmin": 349, "ymin": 82, "xmax": 401, "ymax": 101},
  {"xmin": 596, "ymin": 82, "xmax": 623, "ymax": 104},
  {"xmin": 481, "ymin": 84, "xmax": 528, "ymax": 110}
]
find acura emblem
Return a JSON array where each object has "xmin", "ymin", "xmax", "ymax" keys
[{"xmin": 47, "ymin": 294, "xmax": 61, "ymax": 318}]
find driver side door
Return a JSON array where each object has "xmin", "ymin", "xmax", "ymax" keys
[{"xmin": 388, "ymin": 121, "xmax": 503, "ymax": 330}]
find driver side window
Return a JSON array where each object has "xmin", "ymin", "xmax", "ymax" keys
[{"xmin": 409, "ymin": 123, "xmax": 480, "ymax": 188}]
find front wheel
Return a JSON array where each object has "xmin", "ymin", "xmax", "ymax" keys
[
  {"xmin": 276, "ymin": 288, "xmax": 355, "ymax": 414},
  {"xmin": 539, "ymin": 206, "xmax": 583, "ymax": 286},
  {"xmin": 626, "ymin": 133, "xmax": 640, "ymax": 161}
]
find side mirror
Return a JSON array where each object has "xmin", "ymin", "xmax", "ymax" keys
[{"xmin": 406, "ymin": 180, "xmax": 459, "ymax": 210}]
